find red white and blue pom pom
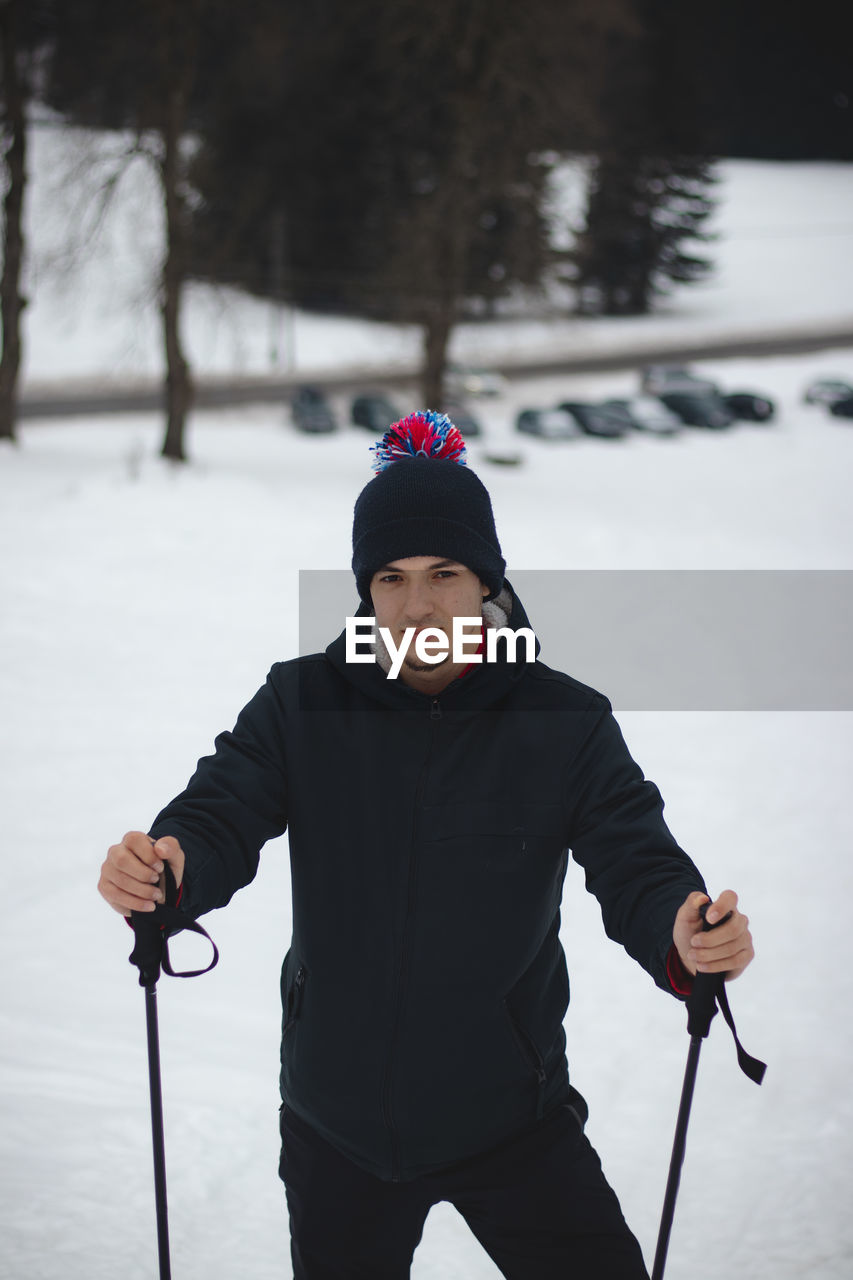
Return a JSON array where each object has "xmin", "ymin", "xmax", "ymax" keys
[{"xmin": 371, "ymin": 410, "xmax": 467, "ymax": 473}]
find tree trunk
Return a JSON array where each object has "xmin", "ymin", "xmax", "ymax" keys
[
  {"xmin": 159, "ymin": 84, "xmax": 193, "ymax": 462},
  {"xmin": 421, "ymin": 308, "xmax": 454, "ymax": 410},
  {"xmin": 0, "ymin": 0, "xmax": 26, "ymax": 444}
]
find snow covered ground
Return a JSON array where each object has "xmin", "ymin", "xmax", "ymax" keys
[
  {"xmin": 3, "ymin": 348, "xmax": 853, "ymax": 1279},
  {"xmin": 2, "ymin": 126, "xmax": 853, "ymax": 1279}
]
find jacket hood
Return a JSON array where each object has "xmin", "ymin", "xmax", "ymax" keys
[{"xmin": 324, "ymin": 579, "xmax": 540, "ymax": 716}]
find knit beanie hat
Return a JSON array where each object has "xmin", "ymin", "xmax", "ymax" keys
[{"xmin": 352, "ymin": 410, "xmax": 506, "ymax": 604}]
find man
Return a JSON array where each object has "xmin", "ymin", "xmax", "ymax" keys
[{"xmin": 99, "ymin": 411, "xmax": 754, "ymax": 1279}]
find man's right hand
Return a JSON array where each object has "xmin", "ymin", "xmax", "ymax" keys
[{"xmin": 98, "ymin": 831, "xmax": 185, "ymax": 917}]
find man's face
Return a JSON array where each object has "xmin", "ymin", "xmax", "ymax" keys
[{"xmin": 369, "ymin": 556, "xmax": 489, "ymax": 692}]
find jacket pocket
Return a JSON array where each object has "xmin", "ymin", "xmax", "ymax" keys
[{"xmin": 283, "ymin": 963, "xmax": 307, "ymax": 1037}]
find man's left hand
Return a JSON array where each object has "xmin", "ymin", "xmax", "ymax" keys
[{"xmin": 673, "ymin": 889, "xmax": 754, "ymax": 982}]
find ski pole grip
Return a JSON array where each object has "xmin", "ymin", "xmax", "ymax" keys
[
  {"xmin": 685, "ymin": 902, "xmax": 731, "ymax": 1040},
  {"xmin": 129, "ymin": 863, "xmax": 219, "ymax": 987},
  {"xmin": 129, "ymin": 910, "xmax": 165, "ymax": 988},
  {"xmin": 129, "ymin": 863, "xmax": 177, "ymax": 989}
]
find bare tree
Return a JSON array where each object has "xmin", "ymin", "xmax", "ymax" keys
[
  {"xmin": 42, "ymin": 0, "xmax": 207, "ymax": 461},
  {"xmin": 372, "ymin": 0, "xmax": 630, "ymax": 406},
  {"xmin": 151, "ymin": 0, "xmax": 204, "ymax": 462},
  {"xmin": 187, "ymin": 0, "xmax": 630, "ymax": 408},
  {"xmin": 0, "ymin": 0, "xmax": 27, "ymax": 442}
]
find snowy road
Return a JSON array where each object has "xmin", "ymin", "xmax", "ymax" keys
[{"xmin": 17, "ymin": 320, "xmax": 853, "ymax": 420}]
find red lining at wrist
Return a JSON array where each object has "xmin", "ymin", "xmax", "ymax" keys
[{"xmin": 667, "ymin": 943, "xmax": 694, "ymax": 996}]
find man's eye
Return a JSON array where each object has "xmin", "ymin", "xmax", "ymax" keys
[
  {"xmin": 379, "ymin": 574, "xmax": 401, "ymax": 584},
  {"xmin": 434, "ymin": 570, "xmax": 458, "ymax": 579}
]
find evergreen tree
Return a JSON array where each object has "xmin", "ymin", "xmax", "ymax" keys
[
  {"xmin": 577, "ymin": 155, "xmax": 716, "ymax": 315},
  {"xmin": 573, "ymin": 1, "xmax": 718, "ymax": 315}
]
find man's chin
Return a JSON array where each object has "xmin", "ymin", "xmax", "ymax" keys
[{"xmin": 403, "ymin": 654, "xmax": 451, "ymax": 674}]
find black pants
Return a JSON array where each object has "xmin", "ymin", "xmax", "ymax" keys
[{"xmin": 279, "ymin": 1104, "xmax": 650, "ymax": 1280}]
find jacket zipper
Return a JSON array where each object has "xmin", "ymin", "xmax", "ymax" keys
[
  {"xmin": 381, "ymin": 695, "xmax": 441, "ymax": 1180},
  {"xmin": 504, "ymin": 1001, "xmax": 548, "ymax": 1120},
  {"xmin": 283, "ymin": 964, "xmax": 306, "ymax": 1036}
]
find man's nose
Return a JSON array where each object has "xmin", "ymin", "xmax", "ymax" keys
[{"xmin": 402, "ymin": 577, "xmax": 436, "ymax": 621}]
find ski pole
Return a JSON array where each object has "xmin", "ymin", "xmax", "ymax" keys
[
  {"xmin": 145, "ymin": 980, "xmax": 172, "ymax": 1279},
  {"xmin": 651, "ymin": 975, "xmax": 714, "ymax": 1280},
  {"xmin": 128, "ymin": 864, "xmax": 219, "ymax": 1280},
  {"xmin": 651, "ymin": 904, "xmax": 765, "ymax": 1280},
  {"xmin": 131, "ymin": 910, "xmax": 173, "ymax": 1280}
]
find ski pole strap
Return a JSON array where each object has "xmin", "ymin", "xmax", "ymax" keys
[
  {"xmin": 715, "ymin": 981, "xmax": 766, "ymax": 1085},
  {"xmin": 129, "ymin": 866, "xmax": 219, "ymax": 987},
  {"xmin": 686, "ymin": 906, "xmax": 763, "ymax": 1085},
  {"xmin": 686, "ymin": 972, "xmax": 765, "ymax": 1084},
  {"xmin": 684, "ymin": 904, "xmax": 766, "ymax": 1085}
]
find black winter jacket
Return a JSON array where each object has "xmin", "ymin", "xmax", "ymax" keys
[{"xmin": 149, "ymin": 587, "xmax": 705, "ymax": 1182}]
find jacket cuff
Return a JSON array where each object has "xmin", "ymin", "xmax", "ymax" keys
[{"xmin": 666, "ymin": 943, "xmax": 694, "ymax": 997}]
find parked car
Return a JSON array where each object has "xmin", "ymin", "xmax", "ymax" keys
[
  {"xmin": 444, "ymin": 364, "xmax": 507, "ymax": 399},
  {"xmin": 602, "ymin": 396, "xmax": 682, "ymax": 435},
  {"xmin": 291, "ymin": 385, "xmax": 337, "ymax": 433},
  {"xmin": 724, "ymin": 392, "xmax": 775, "ymax": 422},
  {"xmin": 444, "ymin": 401, "xmax": 483, "ymax": 438},
  {"xmin": 515, "ymin": 408, "xmax": 581, "ymax": 439},
  {"xmin": 640, "ymin": 364, "xmax": 717, "ymax": 396},
  {"xmin": 658, "ymin": 389, "xmax": 735, "ymax": 429},
  {"xmin": 557, "ymin": 401, "xmax": 629, "ymax": 439},
  {"xmin": 803, "ymin": 378, "xmax": 853, "ymax": 406},
  {"xmin": 351, "ymin": 393, "xmax": 401, "ymax": 432},
  {"xmin": 829, "ymin": 395, "xmax": 853, "ymax": 419}
]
